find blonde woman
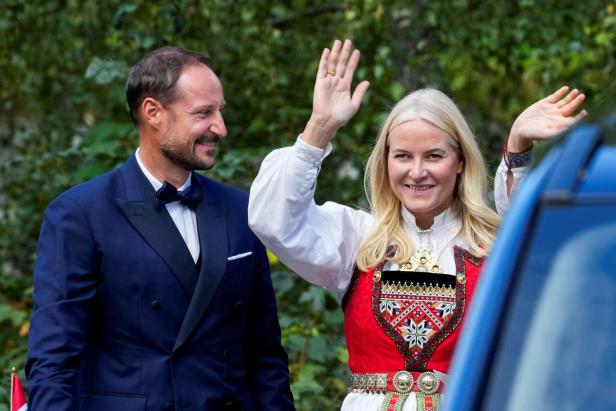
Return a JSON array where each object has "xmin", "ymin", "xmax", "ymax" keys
[{"xmin": 248, "ymin": 39, "xmax": 585, "ymax": 411}]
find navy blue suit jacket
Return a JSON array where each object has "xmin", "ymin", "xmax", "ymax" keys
[{"xmin": 25, "ymin": 155, "xmax": 295, "ymax": 411}]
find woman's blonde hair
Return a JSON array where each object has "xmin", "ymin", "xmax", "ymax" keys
[{"xmin": 356, "ymin": 88, "xmax": 500, "ymax": 271}]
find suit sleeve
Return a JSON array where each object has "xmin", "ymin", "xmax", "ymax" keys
[
  {"xmin": 245, "ymin": 239, "xmax": 296, "ymax": 411},
  {"xmin": 25, "ymin": 194, "xmax": 98, "ymax": 410}
]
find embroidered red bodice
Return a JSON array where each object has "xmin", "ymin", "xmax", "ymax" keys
[{"xmin": 343, "ymin": 246, "xmax": 484, "ymax": 374}]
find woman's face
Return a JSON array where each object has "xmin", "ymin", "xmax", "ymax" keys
[{"xmin": 387, "ymin": 119, "xmax": 463, "ymax": 229}]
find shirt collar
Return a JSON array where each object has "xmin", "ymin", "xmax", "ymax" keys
[
  {"xmin": 401, "ymin": 206, "xmax": 461, "ymax": 235},
  {"xmin": 135, "ymin": 148, "xmax": 192, "ymax": 192}
]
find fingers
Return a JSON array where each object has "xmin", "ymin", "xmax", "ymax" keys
[
  {"xmin": 317, "ymin": 47, "xmax": 330, "ymax": 79},
  {"xmin": 335, "ymin": 39, "xmax": 353, "ymax": 78},
  {"xmin": 351, "ymin": 80, "xmax": 370, "ymax": 107},
  {"xmin": 545, "ymin": 85, "xmax": 586, "ymax": 117},
  {"xmin": 562, "ymin": 109, "xmax": 589, "ymax": 128},
  {"xmin": 323, "ymin": 39, "xmax": 359, "ymax": 80},
  {"xmin": 342, "ymin": 49, "xmax": 361, "ymax": 83},
  {"xmin": 560, "ymin": 92, "xmax": 585, "ymax": 116},
  {"xmin": 326, "ymin": 39, "xmax": 342, "ymax": 76},
  {"xmin": 546, "ymin": 86, "xmax": 570, "ymax": 103},
  {"xmin": 555, "ymin": 108, "xmax": 588, "ymax": 133},
  {"xmin": 319, "ymin": 38, "xmax": 367, "ymax": 105},
  {"xmin": 557, "ymin": 88, "xmax": 580, "ymax": 108}
]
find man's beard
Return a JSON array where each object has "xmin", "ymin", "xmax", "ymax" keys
[{"xmin": 160, "ymin": 134, "xmax": 220, "ymax": 171}]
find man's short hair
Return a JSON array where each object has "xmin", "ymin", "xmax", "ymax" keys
[{"xmin": 126, "ymin": 46, "xmax": 212, "ymax": 126}]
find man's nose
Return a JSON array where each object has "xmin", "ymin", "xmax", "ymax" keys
[{"xmin": 210, "ymin": 111, "xmax": 227, "ymax": 138}]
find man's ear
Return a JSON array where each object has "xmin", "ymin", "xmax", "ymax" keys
[{"xmin": 141, "ymin": 97, "xmax": 165, "ymax": 128}]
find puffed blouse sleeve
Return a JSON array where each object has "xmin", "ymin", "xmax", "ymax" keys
[
  {"xmin": 248, "ymin": 137, "xmax": 374, "ymax": 300},
  {"xmin": 494, "ymin": 157, "xmax": 531, "ymax": 215}
]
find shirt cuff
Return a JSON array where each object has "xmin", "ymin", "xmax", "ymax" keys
[
  {"xmin": 504, "ymin": 150, "xmax": 533, "ymax": 169},
  {"xmin": 295, "ymin": 135, "xmax": 333, "ymax": 168}
]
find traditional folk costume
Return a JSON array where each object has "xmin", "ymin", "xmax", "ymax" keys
[{"xmin": 248, "ymin": 137, "xmax": 524, "ymax": 411}]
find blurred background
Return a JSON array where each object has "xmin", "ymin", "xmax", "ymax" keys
[{"xmin": 0, "ymin": 1, "xmax": 614, "ymax": 409}]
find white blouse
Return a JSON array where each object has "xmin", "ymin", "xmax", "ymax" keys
[
  {"xmin": 248, "ymin": 137, "xmax": 524, "ymax": 300},
  {"xmin": 248, "ymin": 136, "xmax": 527, "ymax": 411}
]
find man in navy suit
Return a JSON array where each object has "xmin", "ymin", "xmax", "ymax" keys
[{"xmin": 25, "ymin": 46, "xmax": 295, "ymax": 411}]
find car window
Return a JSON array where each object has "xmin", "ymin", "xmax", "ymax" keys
[{"xmin": 480, "ymin": 204, "xmax": 616, "ymax": 411}]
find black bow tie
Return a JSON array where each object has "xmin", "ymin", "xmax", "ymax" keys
[{"xmin": 155, "ymin": 180, "xmax": 203, "ymax": 210}]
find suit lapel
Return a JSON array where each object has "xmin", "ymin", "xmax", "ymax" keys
[
  {"xmin": 174, "ymin": 177, "xmax": 228, "ymax": 352},
  {"xmin": 115, "ymin": 156, "xmax": 199, "ymax": 298}
]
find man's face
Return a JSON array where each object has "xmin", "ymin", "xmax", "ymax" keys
[{"xmin": 159, "ymin": 64, "xmax": 227, "ymax": 171}]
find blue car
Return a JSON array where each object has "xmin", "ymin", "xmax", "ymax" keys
[{"xmin": 444, "ymin": 116, "xmax": 616, "ymax": 411}]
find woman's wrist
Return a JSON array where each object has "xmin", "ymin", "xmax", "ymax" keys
[
  {"xmin": 302, "ymin": 114, "xmax": 341, "ymax": 149},
  {"xmin": 503, "ymin": 135, "xmax": 533, "ymax": 170},
  {"xmin": 506, "ymin": 131, "xmax": 533, "ymax": 153}
]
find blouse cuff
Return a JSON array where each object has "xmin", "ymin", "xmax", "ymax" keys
[
  {"xmin": 503, "ymin": 137, "xmax": 533, "ymax": 170},
  {"xmin": 505, "ymin": 149, "xmax": 533, "ymax": 169},
  {"xmin": 295, "ymin": 134, "xmax": 333, "ymax": 167}
]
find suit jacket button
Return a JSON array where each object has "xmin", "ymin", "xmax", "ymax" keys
[
  {"xmin": 224, "ymin": 399, "xmax": 239, "ymax": 410},
  {"xmin": 150, "ymin": 300, "xmax": 161, "ymax": 311},
  {"xmin": 222, "ymin": 349, "xmax": 229, "ymax": 359},
  {"xmin": 235, "ymin": 300, "xmax": 244, "ymax": 309},
  {"xmin": 163, "ymin": 403, "xmax": 174, "ymax": 411}
]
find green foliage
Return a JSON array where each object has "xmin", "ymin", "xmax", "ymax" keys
[
  {"xmin": 272, "ymin": 268, "xmax": 348, "ymax": 409},
  {"xmin": 1, "ymin": 0, "xmax": 614, "ymax": 409}
]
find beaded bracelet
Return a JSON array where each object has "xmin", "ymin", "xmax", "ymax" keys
[{"xmin": 503, "ymin": 137, "xmax": 533, "ymax": 171}]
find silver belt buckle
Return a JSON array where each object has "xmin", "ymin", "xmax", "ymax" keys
[
  {"xmin": 417, "ymin": 371, "xmax": 440, "ymax": 394},
  {"xmin": 392, "ymin": 370, "xmax": 414, "ymax": 394}
]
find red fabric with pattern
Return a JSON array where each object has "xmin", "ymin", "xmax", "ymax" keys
[{"xmin": 343, "ymin": 251, "xmax": 483, "ymax": 374}]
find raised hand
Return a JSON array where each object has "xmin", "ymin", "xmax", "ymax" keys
[
  {"xmin": 302, "ymin": 39, "xmax": 370, "ymax": 149},
  {"xmin": 508, "ymin": 86, "xmax": 587, "ymax": 152}
]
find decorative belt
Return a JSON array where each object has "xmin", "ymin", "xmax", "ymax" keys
[
  {"xmin": 349, "ymin": 370, "xmax": 444, "ymax": 395},
  {"xmin": 349, "ymin": 371, "xmax": 444, "ymax": 411}
]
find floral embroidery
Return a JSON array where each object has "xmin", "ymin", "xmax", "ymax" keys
[
  {"xmin": 371, "ymin": 246, "xmax": 483, "ymax": 370},
  {"xmin": 401, "ymin": 319, "xmax": 431, "ymax": 348}
]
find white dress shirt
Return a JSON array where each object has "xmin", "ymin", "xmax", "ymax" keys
[{"xmin": 135, "ymin": 149, "xmax": 200, "ymax": 263}]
